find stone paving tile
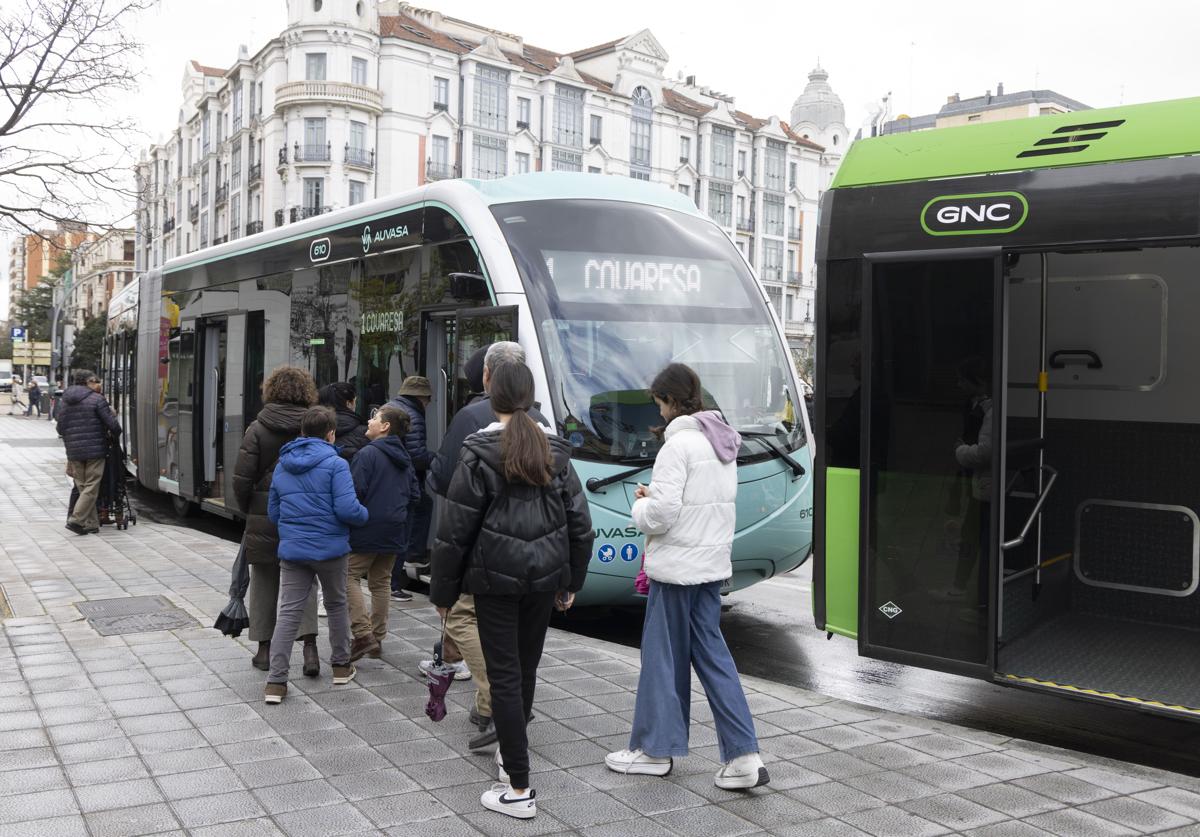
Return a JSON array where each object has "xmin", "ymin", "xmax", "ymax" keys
[
  {"xmin": 0, "ymin": 814, "xmax": 91, "ymax": 837},
  {"xmin": 156, "ymin": 766, "xmax": 247, "ymax": 800},
  {"xmin": 796, "ymin": 751, "xmax": 886, "ymax": 780},
  {"xmin": 653, "ymin": 803, "xmax": 762, "ymax": 836},
  {"xmin": 1021, "ymin": 807, "xmax": 1140, "ymax": 836},
  {"xmin": 64, "ymin": 756, "xmax": 149, "ymax": 787},
  {"xmin": 1078, "ymin": 795, "xmax": 1193, "ymax": 833},
  {"xmin": 74, "ymin": 777, "xmax": 166, "ymax": 813},
  {"xmin": 958, "ymin": 782, "xmax": 1066, "ymax": 818},
  {"xmin": 841, "ymin": 804, "xmax": 953, "ymax": 836},
  {"xmin": 954, "ymin": 751, "xmax": 1053, "ymax": 781},
  {"xmin": 1064, "ymin": 767, "xmax": 1165, "ymax": 795},
  {"xmin": 786, "ymin": 780, "xmax": 887, "ymax": 816},
  {"xmin": 768, "ymin": 817, "xmax": 874, "ymax": 836},
  {"xmin": 719, "ymin": 791, "xmax": 824, "ymax": 828},
  {"xmin": 251, "ymin": 778, "xmax": 347, "ymax": 815},
  {"xmin": 844, "ymin": 770, "xmax": 943, "ymax": 804},
  {"xmin": 169, "ymin": 790, "xmax": 266, "ymax": 829},
  {"xmin": 189, "ymin": 820, "xmax": 286, "ymax": 836},
  {"xmin": 0, "ymin": 788, "xmax": 78, "ymax": 825},
  {"xmin": 963, "ymin": 822, "xmax": 1049, "ymax": 837},
  {"xmin": 1132, "ymin": 786, "xmax": 1200, "ymax": 820},
  {"xmin": 1010, "ymin": 771, "xmax": 1120, "ymax": 805},
  {"xmin": 900, "ymin": 792, "xmax": 1011, "ymax": 830},
  {"xmin": 83, "ymin": 803, "xmax": 182, "ymax": 837},
  {"xmin": 55, "ymin": 736, "xmax": 140, "ymax": 764},
  {"xmin": 0, "ymin": 765, "xmax": 68, "ymax": 796},
  {"xmin": 537, "ymin": 790, "xmax": 639, "ymax": 828}
]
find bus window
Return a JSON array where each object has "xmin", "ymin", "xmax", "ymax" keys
[
  {"xmin": 356, "ymin": 249, "xmax": 422, "ymax": 412},
  {"xmin": 290, "ymin": 262, "xmax": 353, "ymax": 389}
]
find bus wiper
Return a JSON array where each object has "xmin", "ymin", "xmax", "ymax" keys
[
  {"xmin": 585, "ymin": 462, "xmax": 653, "ymax": 494},
  {"xmin": 739, "ymin": 431, "xmax": 806, "ymax": 478}
]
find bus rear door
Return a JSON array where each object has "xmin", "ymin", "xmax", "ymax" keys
[{"xmin": 859, "ymin": 250, "xmax": 1005, "ymax": 678}]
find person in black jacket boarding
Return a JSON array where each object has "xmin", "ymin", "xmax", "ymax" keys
[
  {"xmin": 425, "ymin": 341, "xmax": 551, "ymax": 747},
  {"xmin": 57, "ymin": 369, "xmax": 122, "ymax": 535},
  {"xmin": 430, "ymin": 363, "xmax": 593, "ymax": 820},
  {"xmin": 318, "ymin": 382, "xmax": 370, "ymax": 461},
  {"xmin": 345, "ymin": 405, "xmax": 420, "ymax": 661},
  {"xmin": 387, "ymin": 375, "xmax": 434, "ymax": 592}
]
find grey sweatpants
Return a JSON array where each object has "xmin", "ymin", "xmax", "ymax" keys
[
  {"xmin": 248, "ymin": 562, "xmax": 318, "ymax": 643},
  {"xmin": 269, "ymin": 556, "xmax": 351, "ymax": 683}
]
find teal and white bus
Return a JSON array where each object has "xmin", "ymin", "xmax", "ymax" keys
[
  {"xmin": 110, "ymin": 173, "xmax": 813, "ymax": 606},
  {"xmin": 813, "ymin": 97, "xmax": 1200, "ymax": 718}
]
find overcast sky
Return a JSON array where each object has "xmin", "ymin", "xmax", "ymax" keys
[{"xmin": 4, "ymin": 0, "xmax": 1197, "ymax": 319}]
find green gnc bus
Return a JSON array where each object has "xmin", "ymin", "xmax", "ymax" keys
[{"xmin": 813, "ymin": 97, "xmax": 1200, "ymax": 721}]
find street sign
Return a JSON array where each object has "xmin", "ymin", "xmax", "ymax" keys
[
  {"xmin": 10, "ymin": 326, "xmax": 26, "ymax": 341},
  {"xmin": 12, "ymin": 341, "xmax": 51, "ymax": 365}
]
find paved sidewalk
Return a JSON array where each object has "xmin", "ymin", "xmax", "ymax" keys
[{"xmin": 2, "ymin": 414, "xmax": 1200, "ymax": 837}]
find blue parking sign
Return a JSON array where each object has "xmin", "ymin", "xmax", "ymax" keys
[{"xmin": 10, "ymin": 326, "xmax": 26, "ymax": 341}]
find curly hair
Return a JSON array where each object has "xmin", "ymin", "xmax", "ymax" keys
[{"xmin": 262, "ymin": 366, "xmax": 318, "ymax": 407}]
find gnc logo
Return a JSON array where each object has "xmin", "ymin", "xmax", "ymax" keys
[{"xmin": 921, "ymin": 191, "xmax": 1028, "ymax": 236}]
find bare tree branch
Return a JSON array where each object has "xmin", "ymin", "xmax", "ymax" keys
[{"xmin": 0, "ymin": 0, "xmax": 151, "ymax": 234}]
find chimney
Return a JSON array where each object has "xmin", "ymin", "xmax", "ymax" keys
[
  {"xmin": 947, "ymin": 93, "xmax": 959, "ymax": 104},
  {"xmin": 997, "ymin": 81, "xmax": 1005, "ymax": 96}
]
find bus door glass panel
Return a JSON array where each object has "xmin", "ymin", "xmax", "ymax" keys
[
  {"xmin": 355, "ymin": 250, "xmax": 421, "ymax": 414},
  {"xmin": 453, "ymin": 306, "xmax": 517, "ymax": 413},
  {"xmin": 420, "ymin": 309, "xmax": 456, "ymax": 452},
  {"xmin": 289, "ymin": 263, "xmax": 353, "ymax": 390},
  {"xmin": 862, "ymin": 254, "xmax": 1003, "ymax": 676},
  {"xmin": 243, "ymin": 311, "xmax": 265, "ymax": 423},
  {"xmin": 174, "ymin": 324, "xmax": 196, "ymax": 494},
  {"xmin": 198, "ymin": 319, "xmax": 227, "ymax": 499}
]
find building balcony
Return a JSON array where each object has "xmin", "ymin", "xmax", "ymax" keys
[
  {"xmin": 246, "ymin": 220, "xmax": 263, "ymax": 236},
  {"xmin": 275, "ymin": 80, "xmax": 383, "ymax": 114},
  {"xmin": 760, "ymin": 266, "xmax": 783, "ymax": 282},
  {"xmin": 248, "ymin": 162, "xmax": 262, "ymax": 185},
  {"xmin": 290, "ymin": 206, "xmax": 330, "ymax": 222},
  {"xmin": 788, "ymin": 227, "xmax": 802, "ymax": 241},
  {"xmin": 214, "ymin": 183, "xmax": 229, "ymax": 206},
  {"xmin": 162, "ymin": 217, "xmax": 175, "ymax": 235},
  {"xmin": 232, "ymin": 116, "xmax": 243, "ymax": 133},
  {"xmin": 294, "ymin": 142, "xmax": 331, "ymax": 163},
  {"xmin": 274, "ymin": 209, "xmax": 285, "ymax": 228},
  {"xmin": 433, "ymin": 100, "xmax": 449, "ymax": 112},
  {"xmin": 345, "ymin": 146, "xmax": 375, "ymax": 170},
  {"xmin": 189, "ymin": 162, "xmax": 201, "ymax": 178},
  {"xmin": 188, "ymin": 203, "xmax": 199, "ymax": 223},
  {"xmin": 517, "ymin": 120, "xmax": 530, "ymax": 130},
  {"xmin": 213, "ymin": 235, "xmax": 227, "ymax": 246},
  {"xmin": 736, "ymin": 217, "xmax": 755, "ymax": 233},
  {"xmin": 426, "ymin": 160, "xmax": 459, "ymax": 181},
  {"xmin": 787, "ymin": 270, "xmax": 803, "ymax": 285}
]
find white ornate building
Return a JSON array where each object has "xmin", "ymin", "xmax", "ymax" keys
[
  {"xmin": 135, "ymin": 1, "xmax": 847, "ymax": 356},
  {"xmin": 64, "ymin": 229, "xmax": 136, "ymax": 329}
]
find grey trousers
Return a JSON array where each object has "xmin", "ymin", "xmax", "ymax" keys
[
  {"xmin": 69, "ymin": 458, "xmax": 106, "ymax": 531},
  {"xmin": 248, "ymin": 562, "xmax": 318, "ymax": 643},
  {"xmin": 269, "ymin": 556, "xmax": 351, "ymax": 683}
]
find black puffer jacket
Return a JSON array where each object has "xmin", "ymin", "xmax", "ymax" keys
[
  {"xmin": 334, "ymin": 407, "xmax": 370, "ymax": 461},
  {"xmin": 429, "ymin": 424, "xmax": 594, "ymax": 607},
  {"xmin": 57, "ymin": 385, "xmax": 122, "ymax": 462},
  {"xmin": 232, "ymin": 402, "xmax": 308, "ymax": 564},
  {"xmin": 426, "ymin": 396, "xmax": 550, "ymax": 498}
]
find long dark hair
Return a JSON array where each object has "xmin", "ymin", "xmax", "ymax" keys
[
  {"xmin": 490, "ymin": 363, "xmax": 552, "ymax": 486},
  {"xmin": 318, "ymin": 381, "xmax": 356, "ymax": 411},
  {"xmin": 650, "ymin": 363, "xmax": 704, "ymax": 416}
]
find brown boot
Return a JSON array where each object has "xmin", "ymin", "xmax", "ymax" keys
[
  {"xmin": 349, "ymin": 634, "xmax": 380, "ymax": 662},
  {"xmin": 251, "ymin": 642, "xmax": 270, "ymax": 671},
  {"xmin": 301, "ymin": 635, "xmax": 319, "ymax": 677}
]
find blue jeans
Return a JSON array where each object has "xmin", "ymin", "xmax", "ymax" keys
[{"xmin": 629, "ymin": 580, "xmax": 759, "ymax": 763}]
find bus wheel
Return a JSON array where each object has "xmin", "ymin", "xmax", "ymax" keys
[{"xmin": 171, "ymin": 494, "xmax": 196, "ymax": 518}]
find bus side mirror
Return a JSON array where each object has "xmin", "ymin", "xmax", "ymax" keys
[{"xmin": 448, "ymin": 272, "xmax": 489, "ymax": 301}]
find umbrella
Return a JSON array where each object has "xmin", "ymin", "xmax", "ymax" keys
[
  {"xmin": 214, "ymin": 541, "xmax": 251, "ymax": 638},
  {"xmin": 423, "ymin": 629, "xmax": 454, "ymax": 722}
]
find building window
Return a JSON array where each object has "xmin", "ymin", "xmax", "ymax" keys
[
  {"xmin": 763, "ymin": 193, "xmax": 784, "ymax": 236},
  {"xmin": 351, "ymin": 57, "xmax": 368, "ymax": 86},
  {"xmin": 303, "ymin": 177, "xmax": 324, "ymax": 210},
  {"xmin": 588, "ymin": 166, "xmax": 601, "ymax": 174},
  {"xmin": 515, "ymin": 151, "xmax": 530, "ymax": 174},
  {"xmin": 231, "ymin": 84, "xmax": 243, "ymax": 132},
  {"xmin": 678, "ymin": 184, "xmax": 689, "ymax": 197},
  {"xmin": 764, "ymin": 140, "xmax": 786, "ymax": 191},
  {"xmin": 679, "ymin": 135, "xmax": 690, "ymax": 162},
  {"xmin": 788, "ymin": 161, "xmax": 797, "ymax": 189},
  {"xmin": 472, "ymin": 66, "xmax": 509, "ymax": 131},
  {"xmin": 763, "ymin": 239, "xmax": 783, "ymax": 280},
  {"xmin": 710, "ymin": 126, "xmax": 734, "ymax": 180},
  {"xmin": 306, "ymin": 53, "xmax": 327, "ymax": 81},
  {"xmin": 766, "ymin": 285, "xmax": 782, "ymax": 314},
  {"xmin": 200, "ymin": 169, "xmax": 209, "ymax": 207},
  {"xmin": 304, "ymin": 117, "xmax": 326, "ymax": 158},
  {"xmin": 231, "ymin": 138, "xmax": 242, "ymax": 188},
  {"xmin": 472, "ymin": 134, "xmax": 507, "ymax": 179},
  {"xmin": 230, "ymin": 198, "xmax": 240, "ymax": 240},
  {"xmin": 255, "ymin": 82, "xmax": 263, "ymax": 115},
  {"xmin": 630, "ymin": 86, "xmax": 653, "ymax": 176},
  {"xmin": 201, "ymin": 111, "xmax": 211, "ymax": 154},
  {"xmin": 737, "ymin": 149, "xmax": 747, "ymax": 177},
  {"xmin": 433, "ymin": 76, "xmax": 449, "ymax": 111},
  {"xmin": 736, "ymin": 195, "xmax": 746, "ymax": 224},
  {"xmin": 554, "ymin": 83, "xmax": 584, "ymax": 148},
  {"xmin": 349, "ymin": 180, "xmax": 365, "ymax": 205},
  {"xmin": 551, "ymin": 149, "xmax": 582, "ymax": 172},
  {"xmin": 349, "ymin": 120, "xmax": 366, "ymax": 152},
  {"xmin": 248, "ymin": 82, "xmax": 256, "ymax": 118},
  {"xmin": 787, "ymin": 206, "xmax": 797, "ymax": 236},
  {"xmin": 431, "ymin": 135, "xmax": 449, "ymax": 168},
  {"xmin": 707, "ymin": 181, "xmax": 732, "ymax": 226},
  {"xmin": 630, "ymin": 170, "xmax": 650, "ymax": 181},
  {"xmin": 589, "ymin": 114, "xmax": 602, "ymax": 145},
  {"xmin": 517, "ymin": 97, "xmax": 531, "ymax": 128}
]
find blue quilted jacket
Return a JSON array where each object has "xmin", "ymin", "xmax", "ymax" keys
[
  {"xmin": 56, "ymin": 386, "xmax": 122, "ymax": 462},
  {"xmin": 385, "ymin": 394, "xmax": 433, "ymax": 473},
  {"xmin": 268, "ymin": 437, "xmax": 368, "ymax": 562}
]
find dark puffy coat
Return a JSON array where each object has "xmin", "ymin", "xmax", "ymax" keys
[
  {"xmin": 385, "ymin": 394, "xmax": 432, "ymax": 472},
  {"xmin": 427, "ymin": 396, "xmax": 550, "ymax": 497},
  {"xmin": 232, "ymin": 402, "xmax": 308, "ymax": 565},
  {"xmin": 334, "ymin": 407, "xmax": 370, "ymax": 461},
  {"xmin": 350, "ymin": 435, "xmax": 420, "ymax": 552},
  {"xmin": 268, "ymin": 437, "xmax": 368, "ymax": 562},
  {"xmin": 56, "ymin": 385, "xmax": 122, "ymax": 462},
  {"xmin": 429, "ymin": 424, "xmax": 593, "ymax": 607}
]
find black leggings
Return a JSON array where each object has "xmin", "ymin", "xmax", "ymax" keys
[{"xmin": 474, "ymin": 592, "xmax": 555, "ymax": 789}]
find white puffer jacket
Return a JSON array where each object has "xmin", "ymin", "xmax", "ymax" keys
[{"xmin": 632, "ymin": 413, "xmax": 738, "ymax": 585}]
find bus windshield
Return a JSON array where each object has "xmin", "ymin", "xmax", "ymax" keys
[{"xmin": 493, "ymin": 198, "xmax": 804, "ymax": 464}]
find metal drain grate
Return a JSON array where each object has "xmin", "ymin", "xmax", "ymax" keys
[{"xmin": 76, "ymin": 596, "xmax": 198, "ymax": 636}]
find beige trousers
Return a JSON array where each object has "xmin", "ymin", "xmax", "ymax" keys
[
  {"xmin": 346, "ymin": 552, "xmax": 396, "ymax": 642},
  {"xmin": 446, "ymin": 594, "xmax": 491, "ymax": 717}
]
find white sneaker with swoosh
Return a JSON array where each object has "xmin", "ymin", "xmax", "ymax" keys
[{"xmin": 480, "ymin": 784, "xmax": 536, "ymax": 819}]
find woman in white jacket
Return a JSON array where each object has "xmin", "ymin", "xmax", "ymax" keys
[{"xmin": 604, "ymin": 364, "xmax": 768, "ymax": 790}]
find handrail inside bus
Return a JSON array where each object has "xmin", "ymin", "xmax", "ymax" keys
[{"xmin": 1002, "ymin": 465, "xmax": 1058, "ymax": 552}]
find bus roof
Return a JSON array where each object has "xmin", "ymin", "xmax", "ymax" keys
[
  {"xmin": 457, "ymin": 172, "xmax": 699, "ymax": 215},
  {"xmin": 831, "ymin": 96, "xmax": 1200, "ymax": 189}
]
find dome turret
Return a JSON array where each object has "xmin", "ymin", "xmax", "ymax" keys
[{"xmin": 790, "ymin": 65, "xmax": 845, "ymax": 132}]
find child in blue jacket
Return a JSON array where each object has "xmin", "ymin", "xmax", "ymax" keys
[{"xmin": 265, "ymin": 407, "xmax": 368, "ymax": 704}]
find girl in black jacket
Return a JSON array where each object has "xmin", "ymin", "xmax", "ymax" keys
[
  {"xmin": 430, "ymin": 363, "xmax": 594, "ymax": 820},
  {"xmin": 318, "ymin": 382, "xmax": 370, "ymax": 461}
]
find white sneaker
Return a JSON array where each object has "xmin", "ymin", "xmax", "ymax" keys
[
  {"xmin": 714, "ymin": 752, "xmax": 770, "ymax": 789},
  {"xmin": 418, "ymin": 658, "xmax": 471, "ymax": 681},
  {"xmin": 604, "ymin": 748, "xmax": 672, "ymax": 776},
  {"xmin": 480, "ymin": 783, "xmax": 535, "ymax": 819},
  {"xmin": 495, "ymin": 747, "xmax": 509, "ymax": 783}
]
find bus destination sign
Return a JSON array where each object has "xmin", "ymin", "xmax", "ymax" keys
[{"xmin": 542, "ymin": 250, "xmax": 748, "ymax": 308}]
